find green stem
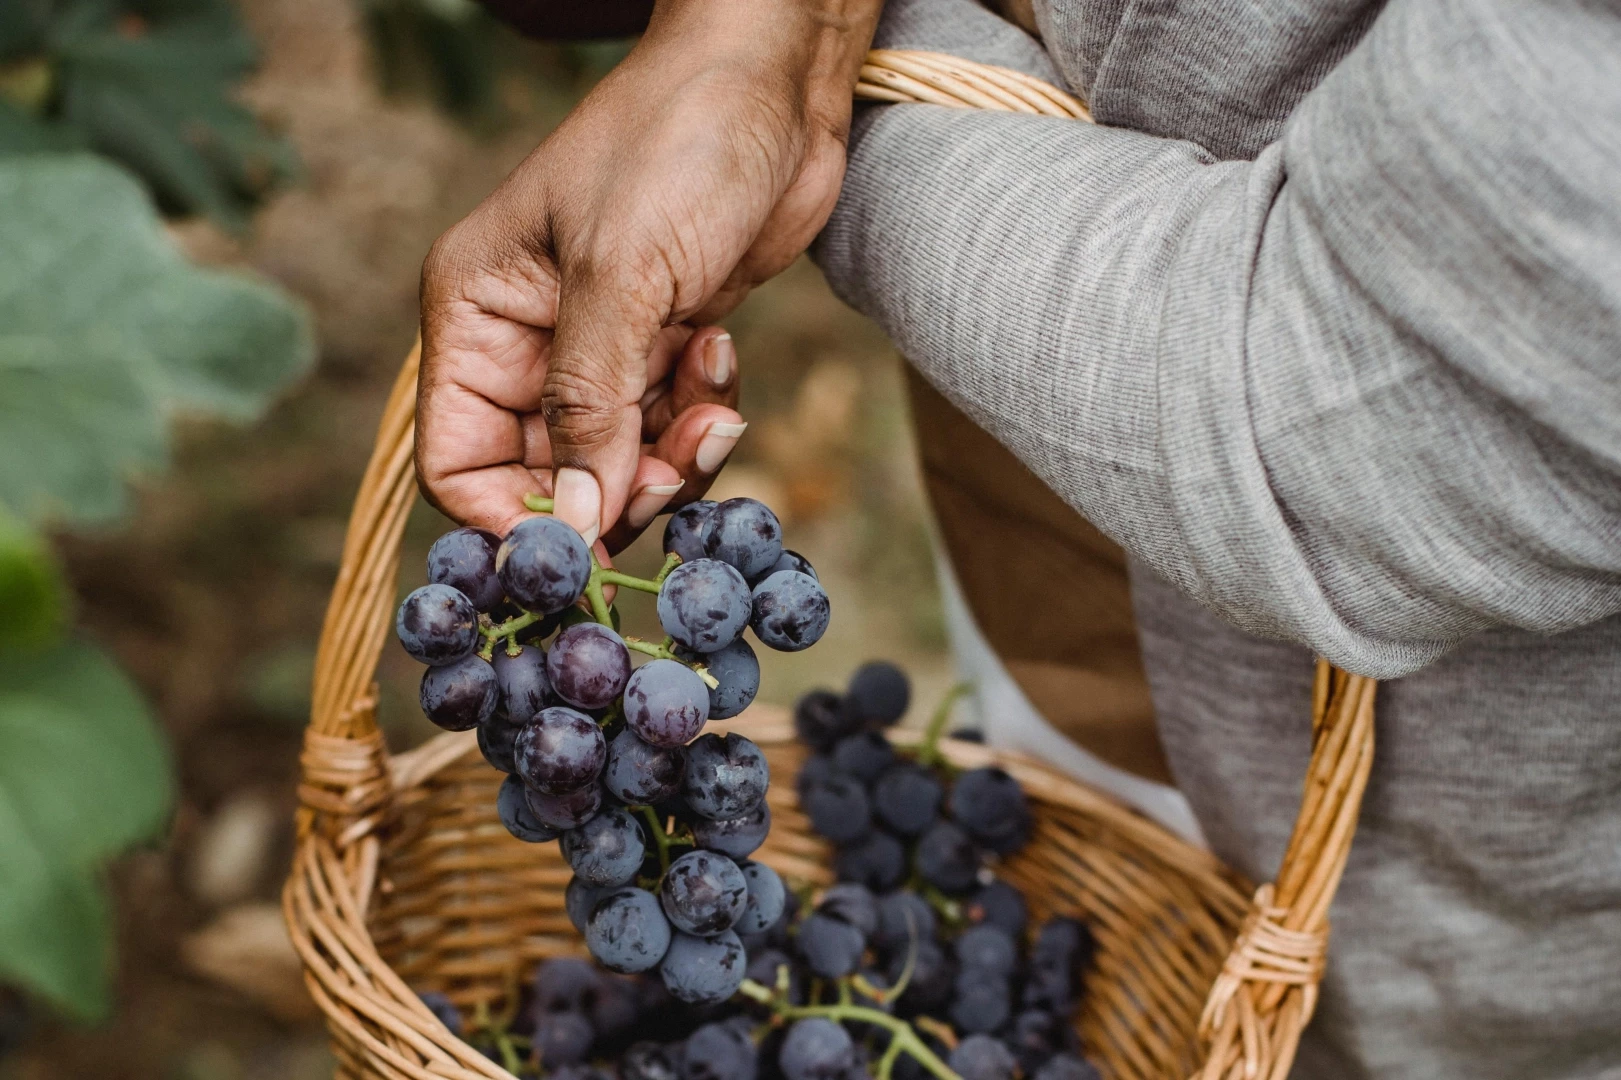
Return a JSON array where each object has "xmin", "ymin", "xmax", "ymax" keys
[
  {"xmin": 654, "ymin": 552, "xmax": 682, "ymax": 584},
  {"xmin": 916, "ymin": 682, "xmax": 972, "ymax": 768},
  {"xmin": 876, "ymin": 1035, "xmax": 906, "ymax": 1080},
  {"xmin": 522, "ymin": 494, "xmax": 555, "ymax": 513},
  {"xmin": 625, "ymin": 637, "xmax": 720, "ymax": 689},
  {"xmin": 597, "ymin": 568, "xmax": 665, "ymax": 594},
  {"xmin": 584, "ymin": 558, "xmax": 614, "ymax": 627},
  {"xmin": 639, "ymin": 805, "xmax": 673, "ymax": 875},
  {"xmin": 736, "ymin": 980, "xmax": 958, "ymax": 1080}
]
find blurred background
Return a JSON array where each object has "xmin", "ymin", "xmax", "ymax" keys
[{"xmin": 0, "ymin": 1, "xmax": 952, "ymax": 1076}]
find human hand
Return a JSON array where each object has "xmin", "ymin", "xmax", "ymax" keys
[{"xmin": 417, "ymin": 0, "xmax": 882, "ymax": 545}]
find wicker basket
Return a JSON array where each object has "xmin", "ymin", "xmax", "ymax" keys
[{"xmin": 283, "ymin": 53, "xmax": 1377, "ymax": 1080}]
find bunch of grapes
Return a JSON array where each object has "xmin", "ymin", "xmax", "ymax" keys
[{"xmin": 396, "ymin": 496, "xmax": 830, "ymax": 1004}]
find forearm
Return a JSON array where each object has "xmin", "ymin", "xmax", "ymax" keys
[{"xmin": 476, "ymin": 0, "xmax": 655, "ymax": 40}]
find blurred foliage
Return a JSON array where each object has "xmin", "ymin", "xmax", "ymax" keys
[{"xmin": 0, "ymin": 0, "xmax": 296, "ymax": 228}]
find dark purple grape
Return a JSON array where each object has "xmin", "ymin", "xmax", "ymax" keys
[
  {"xmin": 701, "ymin": 498, "xmax": 783, "ymax": 580},
  {"xmin": 478, "ymin": 709, "xmax": 522, "ymax": 772},
  {"xmin": 844, "ymin": 661, "xmax": 909, "ymax": 727},
  {"xmin": 623, "ymin": 1042, "xmax": 682, "ymax": 1080},
  {"xmin": 515, "ymin": 706, "xmax": 607, "ymax": 794},
  {"xmin": 749, "ymin": 571, "xmax": 829, "ymax": 652},
  {"xmin": 657, "ymin": 560, "xmax": 751, "ymax": 652},
  {"xmin": 682, "ymin": 733, "xmax": 768, "ymax": 821},
  {"xmin": 492, "ymin": 644, "xmax": 552, "ymax": 724},
  {"xmin": 916, "ymin": 820, "xmax": 981, "ymax": 894},
  {"xmin": 660, "ymin": 930, "xmax": 746, "ymax": 1004},
  {"xmin": 948, "ymin": 1035, "xmax": 1018, "ymax": 1080},
  {"xmin": 562, "ymin": 807, "xmax": 646, "ymax": 887},
  {"xmin": 587, "ymin": 887, "xmax": 673, "ymax": 974},
  {"xmin": 682, "ymin": 638, "xmax": 759, "ymax": 720},
  {"xmin": 1023, "ymin": 917, "xmax": 1095, "ymax": 1011},
  {"xmin": 745, "ymin": 948, "xmax": 803, "ymax": 1005},
  {"xmin": 834, "ymin": 830, "xmax": 906, "ymax": 891},
  {"xmin": 418, "ymin": 653, "xmax": 497, "ymax": 731},
  {"xmin": 417, "ymin": 991, "xmax": 464, "ymax": 1035},
  {"xmin": 690, "ymin": 801, "xmax": 770, "ymax": 860},
  {"xmin": 762, "ymin": 549, "xmax": 816, "ymax": 583},
  {"xmin": 663, "ymin": 500, "xmax": 717, "ymax": 564},
  {"xmin": 1033, "ymin": 1055, "xmax": 1101, "ymax": 1080},
  {"xmin": 792, "ymin": 689, "xmax": 856, "ymax": 751},
  {"xmin": 547, "ymin": 622, "xmax": 633, "ymax": 710},
  {"xmin": 660, "ymin": 850, "xmax": 748, "ymax": 936},
  {"xmin": 794, "ymin": 912, "xmax": 864, "ymax": 979},
  {"xmin": 795, "ymin": 754, "xmax": 834, "ymax": 795},
  {"xmin": 889, "ymin": 939, "xmax": 954, "ymax": 1016},
  {"xmin": 873, "ymin": 763, "xmax": 943, "ymax": 837},
  {"xmin": 427, "ymin": 526, "xmax": 505, "ymax": 612},
  {"xmin": 778, "ymin": 1018, "xmax": 855, "ymax": 1080},
  {"xmin": 817, "ymin": 883, "xmax": 879, "ymax": 938},
  {"xmin": 802, "ymin": 775, "xmax": 871, "ymax": 845},
  {"xmin": 950, "ymin": 767, "xmax": 1031, "ymax": 850},
  {"xmin": 498, "ymin": 773, "xmax": 560, "ymax": 842},
  {"xmin": 955, "ymin": 923, "xmax": 1018, "ymax": 977},
  {"xmin": 604, "ymin": 729, "xmax": 686, "ymax": 804},
  {"xmin": 623, "ymin": 659, "xmax": 708, "ymax": 747},
  {"xmin": 1007, "ymin": 1010, "xmax": 1071, "ymax": 1074},
  {"xmin": 396, "ymin": 583, "xmax": 480, "ymax": 665},
  {"xmin": 830, "ymin": 731, "xmax": 896, "ymax": 784},
  {"xmin": 735, "ymin": 860, "xmax": 786, "ymax": 935},
  {"xmin": 969, "ymin": 881, "xmax": 1029, "ymax": 939},
  {"xmin": 532, "ymin": 957, "xmax": 603, "ymax": 1014},
  {"xmin": 950, "ymin": 972, "xmax": 1012, "ymax": 1034},
  {"xmin": 874, "ymin": 890, "xmax": 936, "ymax": 955},
  {"xmin": 497, "ymin": 516, "xmax": 592, "ymax": 614},
  {"xmin": 526, "ymin": 780, "xmax": 604, "ymax": 830},
  {"xmin": 535, "ymin": 1012, "xmax": 595, "ymax": 1067},
  {"xmin": 566, "ymin": 876, "xmax": 605, "ymax": 932},
  {"xmin": 681, "ymin": 1020, "xmax": 757, "ymax": 1080}
]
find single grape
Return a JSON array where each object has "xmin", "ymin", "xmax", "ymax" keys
[
  {"xmin": 792, "ymin": 689, "xmax": 855, "ymax": 750},
  {"xmin": 734, "ymin": 860, "xmax": 786, "ymax": 935},
  {"xmin": 762, "ymin": 548, "xmax": 817, "ymax": 583},
  {"xmin": 1033, "ymin": 1054, "xmax": 1103, "ymax": 1080},
  {"xmin": 778, "ymin": 1018, "xmax": 856, "ymax": 1080},
  {"xmin": 795, "ymin": 754, "xmax": 834, "ymax": 795},
  {"xmin": 1007, "ymin": 1009, "xmax": 1071, "ymax": 1074},
  {"xmin": 492, "ymin": 644, "xmax": 552, "ymax": 724},
  {"xmin": 662, "ymin": 500, "xmax": 717, "ymax": 564},
  {"xmin": 565, "ymin": 876, "xmax": 606, "ymax": 933},
  {"xmin": 562, "ymin": 807, "xmax": 646, "ymax": 887},
  {"xmin": 496, "ymin": 516, "xmax": 591, "ymax": 614},
  {"xmin": 590, "ymin": 972, "xmax": 642, "ymax": 1049},
  {"xmin": 889, "ymin": 938, "xmax": 955, "ymax": 1017},
  {"xmin": 657, "ymin": 560, "xmax": 751, "ymax": 652},
  {"xmin": 950, "ymin": 972, "xmax": 1013, "ymax": 1034},
  {"xmin": 604, "ymin": 729, "xmax": 686, "ymax": 804},
  {"xmin": 916, "ymin": 820, "xmax": 982, "ymax": 894},
  {"xmin": 951, "ymin": 767, "xmax": 1031, "ymax": 843},
  {"xmin": 830, "ymin": 731, "xmax": 896, "ymax": 784},
  {"xmin": 623, "ymin": 659, "xmax": 708, "ymax": 747},
  {"xmin": 872, "ymin": 763, "xmax": 943, "ymax": 837},
  {"xmin": 682, "ymin": 732, "xmax": 769, "ymax": 821},
  {"xmin": 526, "ymin": 781, "xmax": 604, "ymax": 830},
  {"xmin": 427, "ymin": 526, "xmax": 505, "ymax": 612},
  {"xmin": 681, "ymin": 1021, "xmax": 757, "ymax": 1080},
  {"xmin": 660, "ymin": 850, "xmax": 748, "ymax": 936},
  {"xmin": 396, "ymin": 583, "xmax": 480, "ymax": 665},
  {"xmin": 586, "ymin": 887, "xmax": 672, "ymax": 974},
  {"xmin": 680, "ymin": 638, "xmax": 759, "ymax": 720},
  {"xmin": 1023, "ymin": 917, "xmax": 1095, "ymax": 1011},
  {"xmin": 533, "ymin": 956, "xmax": 604, "ymax": 1014},
  {"xmin": 478, "ymin": 709, "xmax": 522, "ymax": 773},
  {"xmin": 794, "ymin": 912, "xmax": 865, "ymax": 980},
  {"xmin": 701, "ymin": 498, "xmax": 783, "ymax": 580},
  {"xmin": 969, "ymin": 881, "xmax": 1029, "ymax": 940},
  {"xmin": 749, "ymin": 571, "xmax": 830, "ymax": 652},
  {"xmin": 955, "ymin": 923, "xmax": 1018, "ymax": 977},
  {"xmin": 660, "ymin": 930, "xmax": 746, "ymax": 1004},
  {"xmin": 535, "ymin": 1012, "xmax": 596, "ymax": 1067},
  {"xmin": 547, "ymin": 623, "xmax": 633, "ymax": 710},
  {"xmin": 834, "ymin": 830, "xmax": 906, "ymax": 891},
  {"xmin": 802, "ymin": 775, "xmax": 872, "ymax": 845},
  {"xmin": 497, "ymin": 773, "xmax": 560, "ymax": 843},
  {"xmin": 817, "ymin": 883, "xmax": 879, "ymax": 938},
  {"xmin": 418, "ymin": 653, "xmax": 497, "ymax": 731},
  {"xmin": 690, "ymin": 801, "xmax": 770, "ymax": 860},
  {"xmin": 948, "ymin": 1035, "xmax": 1019, "ymax": 1080},
  {"xmin": 623, "ymin": 1042, "xmax": 682, "ymax": 1080},
  {"xmin": 874, "ymin": 890, "xmax": 937, "ymax": 955},
  {"xmin": 844, "ymin": 661, "xmax": 910, "ymax": 727},
  {"xmin": 417, "ymin": 991, "xmax": 463, "ymax": 1035},
  {"xmin": 515, "ymin": 706, "xmax": 607, "ymax": 794}
]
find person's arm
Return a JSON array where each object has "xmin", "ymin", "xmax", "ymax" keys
[
  {"xmin": 476, "ymin": 0, "xmax": 654, "ymax": 40},
  {"xmin": 815, "ymin": 0, "xmax": 1621, "ymax": 678}
]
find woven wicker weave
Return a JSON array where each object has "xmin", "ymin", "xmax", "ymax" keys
[{"xmin": 284, "ymin": 52, "xmax": 1377, "ymax": 1080}]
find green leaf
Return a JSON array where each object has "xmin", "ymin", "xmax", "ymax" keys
[
  {"xmin": 0, "ymin": 511, "xmax": 67, "ymax": 648},
  {"xmin": 0, "ymin": 641, "xmax": 172, "ymax": 1020},
  {"xmin": 0, "ymin": 154, "xmax": 314, "ymax": 524}
]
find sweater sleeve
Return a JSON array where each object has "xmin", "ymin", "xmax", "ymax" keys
[{"xmin": 815, "ymin": 0, "xmax": 1621, "ymax": 679}]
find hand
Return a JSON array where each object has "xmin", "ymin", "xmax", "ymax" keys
[{"xmin": 417, "ymin": 0, "xmax": 882, "ymax": 544}]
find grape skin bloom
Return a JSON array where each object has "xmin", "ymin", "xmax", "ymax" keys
[
  {"xmin": 496, "ymin": 516, "xmax": 592, "ymax": 614},
  {"xmin": 622, "ymin": 659, "xmax": 709, "ymax": 747},
  {"xmin": 418, "ymin": 653, "xmax": 497, "ymax": 731},
  {"xmin": 660, "ymin": 929, "xmax": 746, "ymax": 1004},
  {"xmin": 749, "ymin": 571, "xmax": 830, "ymax": 652},
  {"xmin": 586, "ymin": 887, "xmax": 672, "ymax": 974},
  {"xmin": 701, "ymin": 498, "xmax": 784, "ymax": 581},
  {"xmin": 657, "ymin": 560, "xmax": 751, "ymax": 652},
  {"xmin": 515, "ymin": 706, "xmax": 607, "ymax": 795},
  {"xmin": 396, "ymin": 583, "xmax": 480, "ymax": 665},
  {"xmin": 547, "ymin": 623, "xmax": 633, "ymax": 710},
  {"xmin": 426, "ymin": 526, "xmax": 505, "ymax": 612}
]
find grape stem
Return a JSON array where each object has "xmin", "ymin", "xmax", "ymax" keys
[
  {"xmin": 915, "ymin": 682, "xmax": 972, "ymax": 769},
  {"xmin": 623, "ymin": 636, "xmax": 720, "ymax": 690},
  {"xmin": 521, "ymin": 494, "xmax": 556, "ymax": 513},
  {"xmin": 637, "ymin": 805, "xmax": 673, "ymax": 875},
  {"xmin": 596, "ymin": 568, "xmax": 664, "ymax": 595},
  {"xmin": 654, "ymin": 552, "xmax": 682, "ymax": 583},
  {"xmin": 736, "ymin": 979, "xmax": 960, "ymax": 1080},
  {"xmin": 477, "ymin": 610, "xmax": 544, "ymax": 659}
]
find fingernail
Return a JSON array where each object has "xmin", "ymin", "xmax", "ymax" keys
[
  {"xmin": 703, "ymin": 333, "xmax": 735, "ymax": 388},
  {"xmin": 552, "ymin": 468, "xmax": 602, "ymax": 546},
  {"xmin": 626, "ymin": 483, "xmax": 684, "ymax": 529},
  {"xmin": 695, "ymin": 421, "xmax": 748, "ymax": 473}
]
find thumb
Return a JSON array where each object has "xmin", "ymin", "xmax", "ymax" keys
[{"xmin": 542, "ymin": 268, "xmax": 668, "ymax": 546}]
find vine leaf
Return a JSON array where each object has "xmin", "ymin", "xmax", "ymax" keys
[
  {"xmin": 0, "ymin": 510, "xmax": 67, "ymax": 650},
  {"xmin": 0, "ymin": 154, "xmax": 314, "ymax": 525},
  {"xmin": 0, "ymin": 641, "xmax": 173, "ymax": 1020}
]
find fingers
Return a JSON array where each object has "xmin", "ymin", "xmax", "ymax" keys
[
  {"xmin": 643, "ymin": 326, "xmax": 740, "ymax": 438},
  {"xmin": 650, "ymin": 403, "xmax": 748, "ymax": 503}
]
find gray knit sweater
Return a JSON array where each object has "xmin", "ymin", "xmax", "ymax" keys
[{"xmin": 812, "ymin": 0, "xmax": 1621, "ymax": 1076}]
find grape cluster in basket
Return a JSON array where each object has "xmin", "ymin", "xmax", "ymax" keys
[{"xmin": 396, "ymin": 496, "xmax": 829, "ymax": 1003}]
